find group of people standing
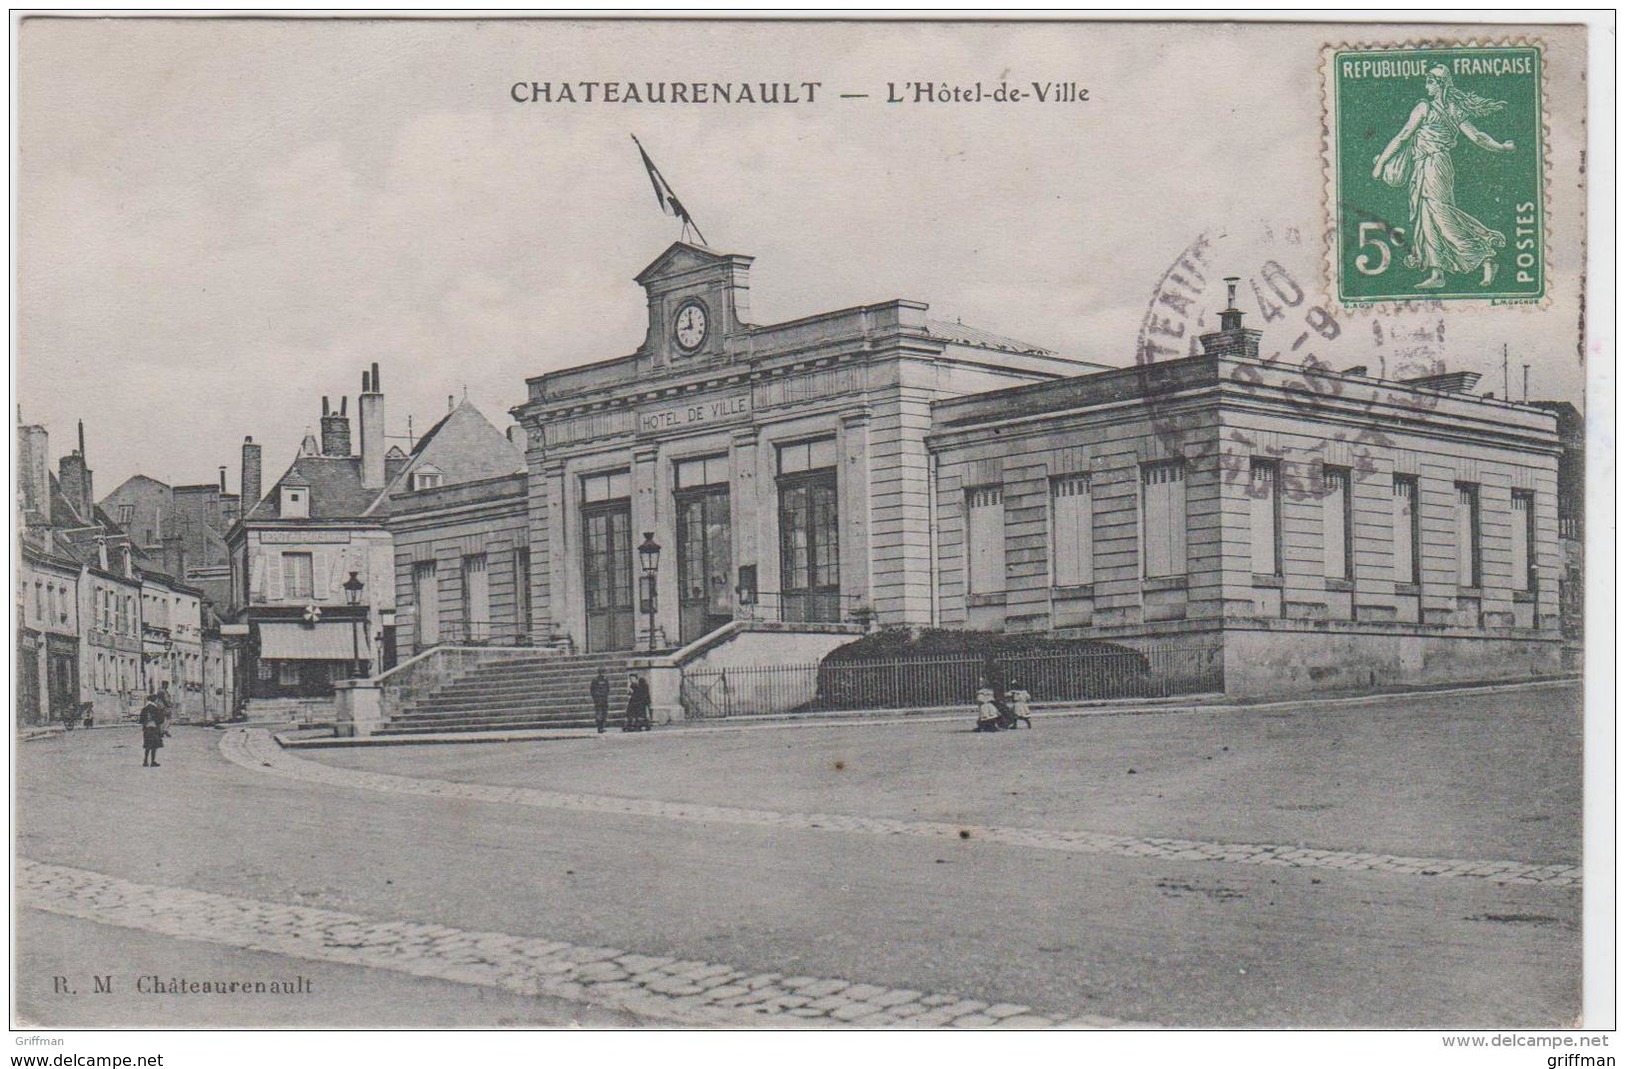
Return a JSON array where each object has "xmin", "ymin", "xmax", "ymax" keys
[
  {"xmin": 974, "ymin": 679, "xmax": 1034, "ymax": 733},
  {"xmin": 590, "ymin": 669, "xmax": 653, "ymax": 734}
]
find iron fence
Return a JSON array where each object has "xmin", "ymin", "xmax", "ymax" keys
[{"xmin": 679, "ymin": 644, "xmax": 1223, "ymax": 720}]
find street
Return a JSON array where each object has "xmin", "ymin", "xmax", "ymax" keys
[{"xmin": 15, "ymin": 681, "xmax": 1582, "ymax": 1028}]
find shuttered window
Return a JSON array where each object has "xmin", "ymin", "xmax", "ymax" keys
[
  {"xmin": 1455, "ymin": 483, "xmax": 1482, "ymax": 588},
  {"xmin": 413, "ymin": 561, "xmax": 440, "ymax": 647},
  {"xmin": 462, "ymin": 554, "xmax": 490, "ymax": 634},
  {"xmin": 1050, "ymin": 474, "xmax": 1093, "ymax": 587},
  {"xmin": 282, "ymin": 553, "xmax": 315, "ymax": 600},
  {"xmin": 1141, "ymin": 461, "xmax": 1187, "ymax": 579},
  {"xmin": 1323, "ymin": 467, "xmax": 1353, "ymax": 580},
  {"xmin": 1392, "ymin": 476, "xmax": 1420, "ymax": 585},
  {"xmin": 1511, "ymin": 491, "xmax": 1536, "ymax": 592},
  {"xmin": 966, "ymin": 486, "xmax": 1006, "ymax": 595},
  {"xmin": 1249, "ymin": 460, "xmax": 1281, "ymax": 576}
]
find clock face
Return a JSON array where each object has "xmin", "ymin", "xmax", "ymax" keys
[{"xmin": 674, "ymin": 301, "xmax": 708, "ymax": 351}]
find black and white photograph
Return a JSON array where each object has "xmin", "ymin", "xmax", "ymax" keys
[{"xmin": 9, "ymin": 12, "xmax": 1612, "ymax": 1061}]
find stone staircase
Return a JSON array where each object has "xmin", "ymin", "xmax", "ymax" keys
[{"xmin": 377, "ymin": 651, "xmax": 641, "ymax": 736}]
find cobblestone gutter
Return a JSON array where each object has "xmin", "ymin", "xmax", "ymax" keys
[{"xmin": 18, "ymin": 859, "xmax": 1124, "ymax": 1029}]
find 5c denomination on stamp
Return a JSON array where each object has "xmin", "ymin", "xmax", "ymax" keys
[{"xmin": 1326, "ymin": 43, "xmax": 1545, "ymax": 304}]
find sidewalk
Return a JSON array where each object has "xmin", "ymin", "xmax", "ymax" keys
[{"xmin": 273, "ymin": 674, "xmax": 1579, "ymax": 749}]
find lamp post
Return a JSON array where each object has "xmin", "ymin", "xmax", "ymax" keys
[
  {"xmin": 637, "ymin": 532, "xmax": 661, "ymax": 652},
  {"xmin": 342, "ymin": 570, "xmax": 367, "ymax": 678}
]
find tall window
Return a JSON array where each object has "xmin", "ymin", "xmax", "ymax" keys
[
  {"xmin": 1141, "ymin": 461, "xmax": 1187, "ymax": 579},
  {"xmin": 778, "ymin": 438, "xmax": 840, "ymax": 622},
  {"xmin": 1455, "ymin": 482, "xmax": 1482, "ymax": 588},
  {"xmin": 282, "ymin": 552, "xmax": 315, "ymax": 600},
  {"xmin": 1392, "ymin": 476, "xmax": 1420, "ymax": 585},
  {"xmin": 965, "ymin": 486, "xmax": 1006, "ymax": 595},
  {"xmin": 1511, "ymin": 491, "xmax": 1537, "ymax": 592},
  {"xmin": 413, "ymin": 561, "xmax": 440, "ymax": 647},
  {"xmin": 461, "ymin": 554, "xmax": 490, "ymax": 641},
  {"xmin": 514, "ymin": 547, "xmax": 533, "ymax": 635},
  {"xmin": 1249, "ymin": 459, "xmax": 1282, "ymax": 576},
  {"xmin": 1322, "ymin": 466, "xmax": 1354, "ymax": 580},
  {"xmin": 1050, "ymin": 474, "xmax": 1093, "ymax": 587}
]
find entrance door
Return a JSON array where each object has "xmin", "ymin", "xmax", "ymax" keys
[
  {"xmin": 583, "ymin": 501, "xmax": 635, "ymax": 651},
  {"xmin": 677, "ymin": 486, "xmax": 733, "ymax": 644},
  {"xmin": 47, "ymin": 651, "xmax": 78, "ymax": 722}
]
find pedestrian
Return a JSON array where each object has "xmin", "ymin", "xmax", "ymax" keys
[
  {"xmin": 973, "ymin": 678, "xmax": 1001, "ymax": 733},
  {"xmin": 590, "ymin": 667, "xmax": 611, "ymax": 734},
  {"xmin": 623, "ymin": 673, "xmax": 652, "ymax": 732},
  {"xmin": 139, "ymin": 692, "xmax": 167, "ymax": 767},
  {"xmin": 155, "ymin": 680, "xmax": 175, "ymax": 734},
  {"xmin": 1003, "ymin": 679, "xmax": 1034, "ymax": 729}
]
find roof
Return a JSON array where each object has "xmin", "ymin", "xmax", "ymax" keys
[
  {"xmin": 244, "ymin": 398, "xmax": 523, "ymax": 524},
  {"xmin": 363, "ymin": 399, "xmax": 524, "ymax": 516},
  {"xmin": 244, "ymin": 455, "xmax": 377, "ymax": 521},
  {"xmin": 926, "ymin": 318, "xmax": 1058, "ymax": 357},
  {"xmin": 47, "ymin": 472, "xmax": 87, "ymax": 528}
]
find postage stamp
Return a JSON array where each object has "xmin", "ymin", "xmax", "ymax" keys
[{"xmin": 1326, "ymin": 43, "xmax": 1546, "ymax": 304}]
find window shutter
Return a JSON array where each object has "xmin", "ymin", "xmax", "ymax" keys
[
  {"xmin": 249, "ymin": 555, "xmax": 266, "ymax": 600},
  {"xmin": 266, "ymin": 553, "xmax": 284, "ymax": 602}
]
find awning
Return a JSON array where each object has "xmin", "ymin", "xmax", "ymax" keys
[{"xmin": 258, "ymin": 622, "xmax": 365, "ymax": 661}]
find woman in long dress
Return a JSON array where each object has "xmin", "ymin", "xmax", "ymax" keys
[{"xmin": 1371, "ymin": 65, "xmax": 1517, "ymax": 289}]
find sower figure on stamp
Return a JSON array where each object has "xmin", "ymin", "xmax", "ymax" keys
[
  {"xmin": 1372, "ymin": 65, "xmax": 1516, "ymax": 290},
  {"xmin": 139, "ymin": 692, "xmax": 167, "ymax": 767},
  {"xmin": 590, "ymin": 667, "xmax": 611, "ymax": 733}
]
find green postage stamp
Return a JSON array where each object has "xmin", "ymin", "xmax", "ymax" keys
[{"xmin": 1327, "ymin": 43, "xmax": 1545, "ymax": 304}]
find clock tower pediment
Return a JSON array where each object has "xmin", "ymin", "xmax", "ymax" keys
[{"xmin": 636, "ymin": 241, "xmax": 754, "ymax": 367}]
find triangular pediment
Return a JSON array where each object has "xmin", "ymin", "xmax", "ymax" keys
[{"xmin": 633, "ymin": 242, "xmax": 751, "ymax": 287}]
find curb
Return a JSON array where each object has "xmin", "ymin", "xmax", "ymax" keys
[{"xmin": 272, "ymin": 675, "xmax": 1578, "ymax": 748}]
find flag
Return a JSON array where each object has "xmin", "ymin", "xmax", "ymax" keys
[{"xmin": 631, "ymin": 135, "xmax": 707, "ymax": 245}]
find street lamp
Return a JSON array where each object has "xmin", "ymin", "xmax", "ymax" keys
[
  {"xmin": 342, "ymin": 570, "xmax": 367, "ymax": 677},
  {"xmin": 637, "ymin": 532, "xmax": 661, "ymax": 652}
]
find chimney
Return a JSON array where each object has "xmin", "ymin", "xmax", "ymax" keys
[
  {"xmin": 321, "ymin": 395, "xmax": 352, "ymax": 457},
  {"xmin": 1198, "ymin": 276, "xmax": 1263, "ymax": 360},
  {"xmin": 241, "ymin": 436, "xmax": 263, "ymax": 512},
  {"xmin": 95, "ymin": 535, "xmax": 109, "ymax": 572},
  {"xmin": 162, "ymin": 534, "xmax": 186, "ymax": 580},
  {"xmin": 17, "ymin": 422, "xmax": 50, "ymax": 524},
  {"xmin": 59, "ymin": 451, "xmax": 93, "ymax": 525},
  {"xmin": 218, "ymin": 466, "xmax": 227, "ymax": 492},
  {"xmin": 359, "ymin": 364, "xmax": 385, "ymax": 490}
]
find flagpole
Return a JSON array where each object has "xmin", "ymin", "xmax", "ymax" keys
[{"xmin": 630, "ymin": 134, "xmax": 708, "ymax": 247}]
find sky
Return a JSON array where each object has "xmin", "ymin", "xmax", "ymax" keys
[{"xmin": 15, "ymin": 17, "xmax": 1593, "ymax": 499}]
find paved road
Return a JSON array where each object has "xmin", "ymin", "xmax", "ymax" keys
[{"xmin": 15, "ymin": 682, "xmax": 1582, "ymax": 1028}]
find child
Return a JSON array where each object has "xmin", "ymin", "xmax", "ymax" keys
[
  {"xmin": 974, "ymin": 680, "xmax": 1001, "ymax": 732},
  {"xmin": 139, "ymin": 693, "xmax": 167, "ymax": 767},
  {"xmin": 1003, "ymin": 680, "xmax": 1034, "ymax": 729}
]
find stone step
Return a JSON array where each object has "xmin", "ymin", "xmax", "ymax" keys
[
  {"xmin": 412, "ymin": 679, "xmax": 620, "ymax": 705},
  {"xmin": 452, "ymin": 662, "xmax": 635, "ymax": 684},
  {"xmin": 397, "ymin": 701, "xmax": 600, "ymax": 721},
  {"xmin": 400, "ymin": 698, "xmax": 598, "ymax": 715},
  {"xmin": 377, "ymin": 713, "xmax": 612, "ymax": 734}
]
